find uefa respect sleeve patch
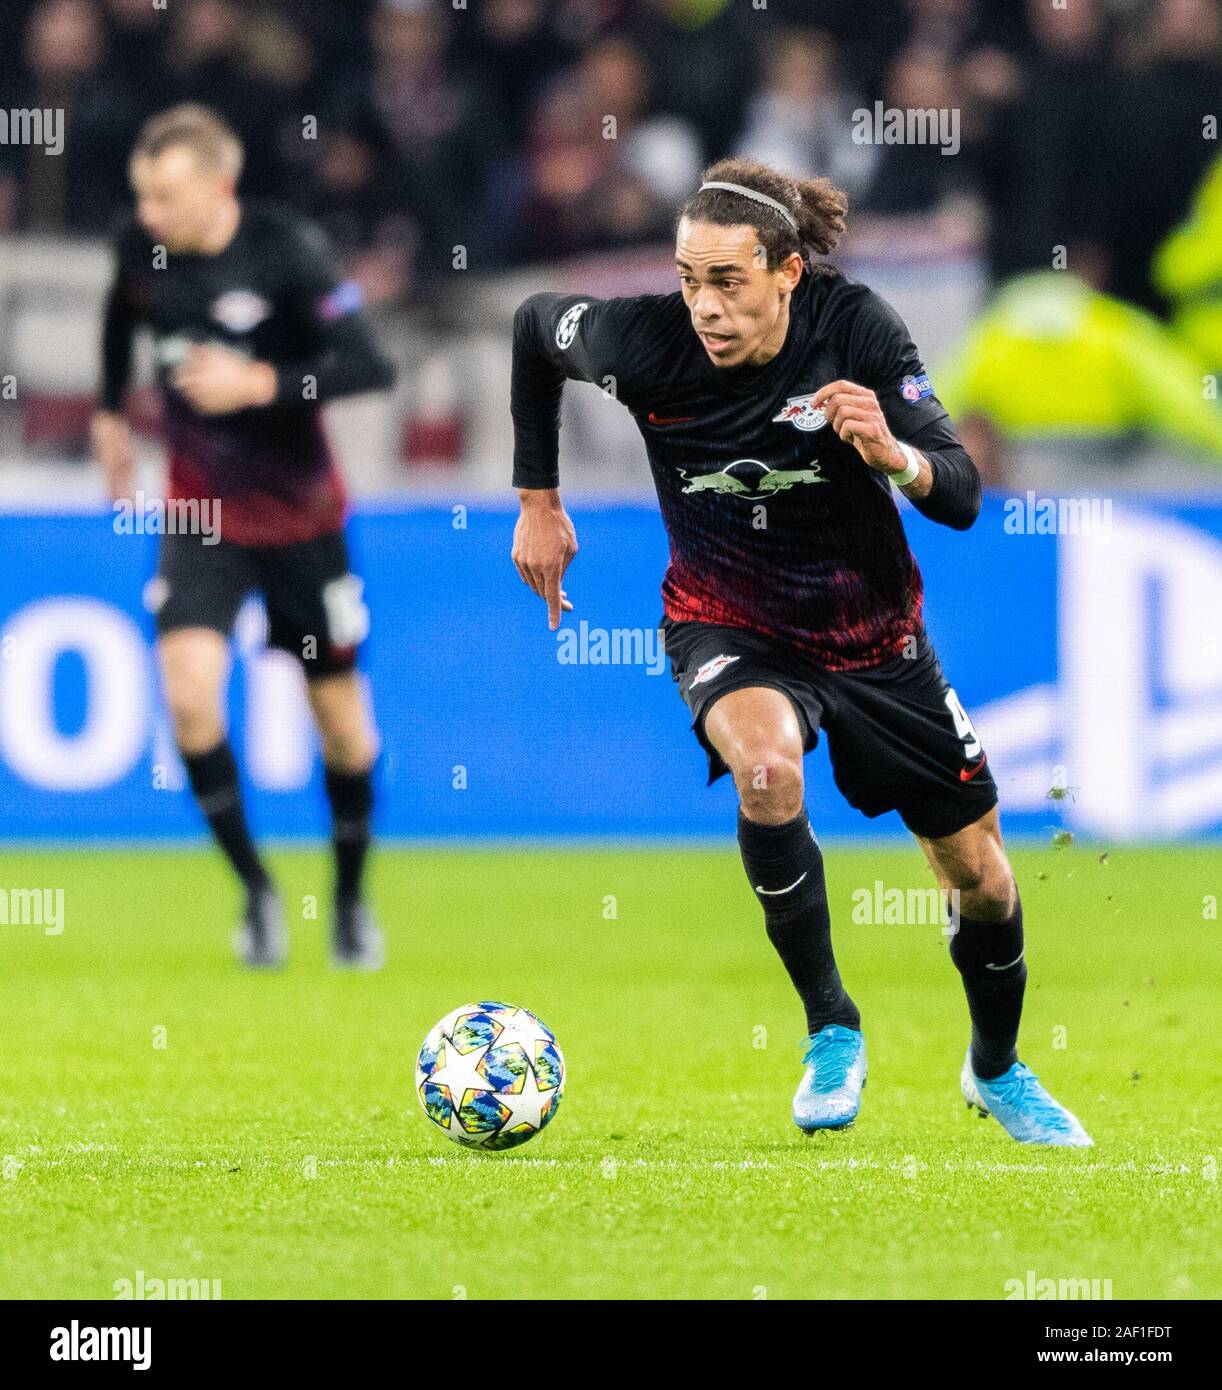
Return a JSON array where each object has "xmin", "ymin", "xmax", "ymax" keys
[
  {"xmin": 899, "ymin": 373, "xmax": 935, "ymax": 403},
  {"xmin": 318, "ymin": 281, "xmax": 364, "ymax": 321}
]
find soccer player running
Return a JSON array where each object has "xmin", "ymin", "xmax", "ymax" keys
[
  {"xmin": 91, "ymin": 105, "xmax": 395, "ymax": 970},
  {"xmin": 510, "ymin": 159, "xmax": 1091, "ymax": 1146}
]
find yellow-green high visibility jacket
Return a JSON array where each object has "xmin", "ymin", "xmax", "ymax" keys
[
  {"xmin": 937, "ymin": 272, "xmax": 1222, "ymax": 459},
  {"xmin": 1153, "ymin": 153, "xmax": 1222, "ymax": 376}
]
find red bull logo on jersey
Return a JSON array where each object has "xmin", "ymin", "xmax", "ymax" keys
[
  {"xmin": 210, "ymin": 289, "xmax": 272, "ymax": 334},
  {"xmin": 677, "ymin": 457, "xmax": 827, "ymax": 500},
  {"xmin": 772, "ymin": 393, "xmax": 828, "ymax": 432}
]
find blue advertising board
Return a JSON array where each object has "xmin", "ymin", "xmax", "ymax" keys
[{"xmin": 1, "ymin": 496, "xmax": 1220, "ymax": 841}]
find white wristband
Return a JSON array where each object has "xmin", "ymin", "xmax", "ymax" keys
[{"xmin": 891, "ymin": 441, "xmax": 921, "ymax": 488}]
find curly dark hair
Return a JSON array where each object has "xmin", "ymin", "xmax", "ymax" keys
[{"xmin": 677, "ymin": 156, "xmax": 848, "ymax": 271}]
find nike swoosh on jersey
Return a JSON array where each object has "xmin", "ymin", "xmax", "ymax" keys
[
  {"xmin": 646, "ymin": 411, "xmax": 696, "ymax": 426},
  {"xmin": 960, "ymin": 757, "xmax": 988, "ymax": 781}
]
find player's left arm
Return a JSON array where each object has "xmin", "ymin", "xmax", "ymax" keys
[
  {"xmin": 174, "ymin": 220, "xmax": 396, "ymax": 415},
  {"xmin": 812, "ymin": 290, "xmax": 982, "ymax": 531},
  {"xmin": 269, "ymin": 221, "xmax": 397, "ymax": 407}
]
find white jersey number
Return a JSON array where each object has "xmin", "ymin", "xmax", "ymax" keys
[
  {"xmin": 944, "ymin": 688, "xmax": 982, "ymax": 759},
  {"xmin": 322, "ymin": 574, "xmax": 370, "ymax": 648}
]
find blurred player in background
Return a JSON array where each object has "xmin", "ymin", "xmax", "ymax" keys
[
  {"xmin": 511, "ymin": 158, "xmax": 1092, "ymax": 1147},
  {"xmin": 91, "ymin": 105, "xmax": 395, "ymax": 970}
]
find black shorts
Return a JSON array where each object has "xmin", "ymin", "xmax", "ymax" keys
[
  {"xmin": 662, "ymin": 617, "xmax": 998, "ymax": 840},
  {"xmin": 151, "ymin": 529, "xmax": 368, "ymax": 678}
]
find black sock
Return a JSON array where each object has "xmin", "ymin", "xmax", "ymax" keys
[
  {"xmin": 949, "ymin": 895, "xmax": 1027, "ymax": 1080},
  {"xmin": 324, "ymin": 765, "xmax": 374, "ymax": 907},
  {"xmin": 182, "ymin": 740, "xmax": 269, "ymax": 894},
  {"xmin": 737, "ymin": 808, "xmax": 860, "ymax": 1036}
]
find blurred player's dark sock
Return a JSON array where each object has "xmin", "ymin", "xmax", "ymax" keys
[
  {"xmin": 949, "ymin": 896, "xmax": 1026, "ymax": 1080},
  {"xmin": 182, "ymin": 740, "xmax": 270, "ymax": 891},
  {"xmin": 737, "ymin": 808, "xmax": 860, "ymax": 1035},
  {"xmin": 324, "ymin": 764, "xmax": 374, "ymax": 907}
]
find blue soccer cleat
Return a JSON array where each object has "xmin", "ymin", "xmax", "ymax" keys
[
  {"xmin": 960, "ymin": 1052, "xmax": 1093, "ymax": 1147},
  {"xmin": 793, "ymin": 1024, "xmax": 866, "ymax": 1132}
]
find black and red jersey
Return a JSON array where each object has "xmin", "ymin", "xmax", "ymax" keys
[
  {"xmin": 511, "ymin": 268, "xmax": 980, "ymax": 670},
  {"xmin": 101, "ymin": 201, "xmax": 394, "ymax": 546}
]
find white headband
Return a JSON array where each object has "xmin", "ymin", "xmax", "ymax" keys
[{"xmin": 697, "ymin": 181, "xmax": 799, "ymax": 234}]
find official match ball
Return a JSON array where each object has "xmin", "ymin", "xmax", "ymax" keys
[{"xmin": 415, "ymin": 1001, "xmax": 565, "ymax": 1150}]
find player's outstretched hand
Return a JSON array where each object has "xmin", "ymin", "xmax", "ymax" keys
[
  {"xmin": 811, "ymin": 379, "xmax": 907, "ymax": 477},
  {"xmin": 90, "ymin": 410, "xmax": 135, "ymax": 504},
  {"xmin": 173, "ymin": 344, "xmax": 277, "ymax": 415},
  {"xmin": 512, "ymin": 489, "xmax": 577, "ymax": 630}
]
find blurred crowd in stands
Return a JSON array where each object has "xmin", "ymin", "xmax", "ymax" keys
[
  {"xmin": 0, "ymin": 0, "xmax": 1218, "ymax": 318},
  {"xmin": 1, "ymin": 0, "xmax": 1220, "ymax": 478}
]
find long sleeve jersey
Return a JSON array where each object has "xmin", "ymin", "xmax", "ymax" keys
[
  {"xmin": 102, "ymin": 200, "xmax": 395, "ymax": 545},
  {"xmin": 511, "ymin": 266, "xmax": 980, "ymax": 670}
]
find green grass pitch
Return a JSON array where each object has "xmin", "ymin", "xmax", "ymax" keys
[{"xmin": 0, "ymin": 843, "xmax": 1216, "ymax": 1301}]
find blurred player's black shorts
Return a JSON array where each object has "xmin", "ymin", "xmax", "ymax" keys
[
  {"xmin": 152, "ymin": 529, "xmax": 368, "ymax": 678},
  {"xmin": 662, "ymin": 616, "xmax": 998, "ymax": 839}
]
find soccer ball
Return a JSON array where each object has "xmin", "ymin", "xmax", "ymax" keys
[{"xmin": 415, "ymin": 1001, "xmax": 565, "ymax": 1150}]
